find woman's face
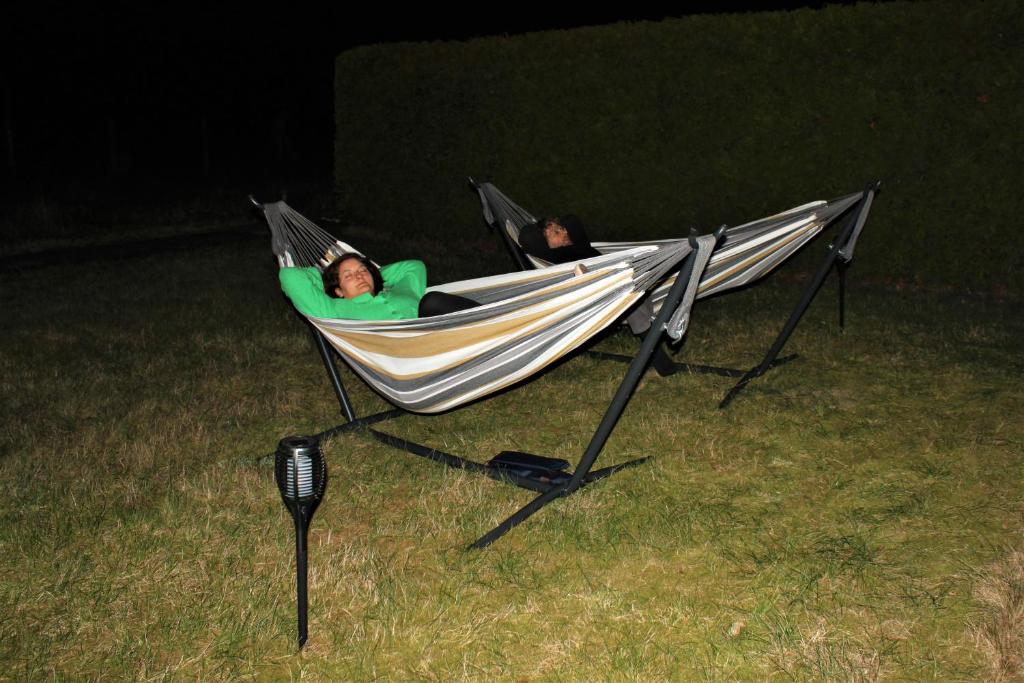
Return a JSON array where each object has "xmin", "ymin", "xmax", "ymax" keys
[{"xmin": 335, "ymin": 257, "xmax": 375, "ymax": 299}]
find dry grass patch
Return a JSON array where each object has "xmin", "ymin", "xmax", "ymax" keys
[{"xmin": 970, "ymin": 549, "xmax": 1024, "ymax": 681}]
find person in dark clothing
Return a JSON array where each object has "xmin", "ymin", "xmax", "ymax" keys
[
  {"xmin": 518, "ymin": 215, "xmax": 601, "ymax": 263},
  {"xmin": 519, "ymin": 216, "xmax": 679, "ymax": 377}
]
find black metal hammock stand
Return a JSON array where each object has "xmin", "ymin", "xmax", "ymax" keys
[
  {"xmin": 256, "ymin": 178, "xmax": 877, "ymax": 548},
  {"xmin": 257, "ymin": 195, "xmax": 719, "ymax": 548}
]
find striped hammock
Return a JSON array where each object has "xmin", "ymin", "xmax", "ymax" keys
[
  {"xmin": 262, "ymin": 201, "xmax": 714, "ymax": 414},
  {"xmin": 473, "ymin": 182, "xmax": 866, "ymax": 310}
]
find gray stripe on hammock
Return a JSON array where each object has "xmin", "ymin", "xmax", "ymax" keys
[
  {"xmin": 347, "ymin": 286, "xmax": 633, "ymax": 409},
  {"xmin": 666, "ymin": 235, "xmax": 716, "ymax": 340},
  {"xmin": 837, "ymin": 192, "xmax": 872, "ymax": 261}
]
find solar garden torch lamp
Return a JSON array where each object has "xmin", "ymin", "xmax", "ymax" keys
[{"xmin": 274, "ymin": 435, "xmax": 328, "ymax": 649}]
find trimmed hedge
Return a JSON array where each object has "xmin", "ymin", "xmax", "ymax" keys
[{"xmin": 336, "ymin": 1, "xmax": 1023, "ymax": 292}]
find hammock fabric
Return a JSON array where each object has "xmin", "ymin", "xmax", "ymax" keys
[
  {"xmin": 472, "ymin": 180, "xmax": 879, "ymax": 406},
  {"xmin": 264, "ymin": 201, "xmax": 713, "ymax": 414},
  {"xmin": 474, "ymin": 181, "xmax": 867, "ymax": 305}
]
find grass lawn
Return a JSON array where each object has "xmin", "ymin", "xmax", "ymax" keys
[{"xmin": 1, "ymin": 234, "xmax": 1021, "ymax": 680}]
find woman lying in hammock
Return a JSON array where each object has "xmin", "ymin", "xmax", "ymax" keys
[{"xmin": 279, "ymin": 253, "xmax": 479, "ymax": 320}]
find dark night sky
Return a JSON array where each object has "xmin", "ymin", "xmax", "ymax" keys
[{"xmin": 2, "ymin": 2, "xmax": 847, "ymax": 193}]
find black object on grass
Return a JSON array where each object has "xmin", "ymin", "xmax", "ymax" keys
[{"xmin": 274, "ymin": 435, "xmax": 328, "ymax": 649}]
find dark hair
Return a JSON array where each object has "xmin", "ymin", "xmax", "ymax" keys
[
  {"xmin": 322, "ymin": 253, "xmax": 384, "ymax": 298},
  {"xmin": 533, "ymin": 216, "xmax": 559, "ymax": 232}
]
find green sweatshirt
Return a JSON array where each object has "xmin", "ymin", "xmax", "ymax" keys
[{"xmin": 278, "ymin": 260, "xmax": 427, "ymax": 320}]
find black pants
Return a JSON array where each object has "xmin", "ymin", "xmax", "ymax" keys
[{"xmin": 418, "ymin": 291, "xmax": 480, "ymax": 317}]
